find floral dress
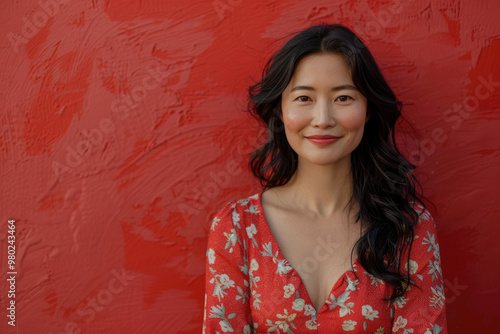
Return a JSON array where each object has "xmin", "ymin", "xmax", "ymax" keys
[{"xmin": 203, "ymin": 192, "xmax": 447, "ymax": 333}]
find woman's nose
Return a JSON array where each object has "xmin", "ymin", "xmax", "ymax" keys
[{"xmin": 311, "ymin": 100, "xmax": 336, "ymax": 128}]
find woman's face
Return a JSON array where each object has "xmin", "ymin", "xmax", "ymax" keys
[{"xmin": 280, "ymin": 53, "xmax": 369, "ymax": 166}]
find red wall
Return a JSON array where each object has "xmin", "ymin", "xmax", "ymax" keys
[{"xmin": 1, "ymin": 0, "xmax": 499, "ymax": 333}]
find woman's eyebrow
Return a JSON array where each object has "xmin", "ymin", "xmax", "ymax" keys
[{"xmin": 290, "ymin": 84, "xmax": 359, "ymax": 92}]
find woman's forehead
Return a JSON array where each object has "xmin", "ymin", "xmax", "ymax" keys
[{"xmin": 286, "ymin": 53, "xmax": 354, "ymax": 90}]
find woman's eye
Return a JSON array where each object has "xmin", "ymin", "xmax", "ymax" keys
[
  {"xmin": 295, "ymin": 96, "xmax": 311, "ymax": 102},
  {"xmin": 337, "ymin": 95, "xmax": 352, "ymax": 102}
]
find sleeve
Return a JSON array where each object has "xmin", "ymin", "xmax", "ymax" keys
[
  {"xmin": 203, "ymin": 201, "xmax": 254, "ymax": 334},
  {"xmin": 391, "ymin": 206, "xmax": 448, "ymax": 334}
]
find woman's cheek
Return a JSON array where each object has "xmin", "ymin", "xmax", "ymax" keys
[
  {"xmin": 283, "ymin": 108, "xmax": 309, "ymax": 130},
  {"xmin": 339, "ymin": 108, "xmax": 367, "ymax": 130}
]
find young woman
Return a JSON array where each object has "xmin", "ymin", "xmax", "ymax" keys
[{"xmin": 203, "ymin": 23, "xmax": 447, "ymax": 333}]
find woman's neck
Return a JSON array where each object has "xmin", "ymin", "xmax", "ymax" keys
[{"xmin": 277, "ymin": 155, "xmax": 356, "ymax": 220}]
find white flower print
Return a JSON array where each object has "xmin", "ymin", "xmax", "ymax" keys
[
  {"xmin": 219, "ymin": 319, "xmax": 234, "ymax": 332},
  {"xmin": 231, "ymin": 209, "xmax": 241, "ymax": 229},
  {"xmin": 244, "ymin": 324, "xmax": 252, "ymax": 334},
  {"xmin": 346, "ymin": 276, "xmax": 359, "ymax": 291},
  {"xmin": 405, "ymin": 260, "xmax": 418, "ymax": 275},
  {"xmin": 281, "ymin": 319, "xmax": 293, "ymax": 328},
  {"xmin": 240, "ymin": 261, "xmax": 249, "ymax": 276},
  {"xmin": 417, "ymin": 208, "xmax": 432, "ymax": 222},
  {"xmin": 303, "ymin": 304, "xmax": 315, "ymax": 316},
  {"xmin": 292, "ymin": 298, "xmax": 305, "ymax": 311},
  {"xmin": 224, "ymin": 228, "xmax": 238, "ymax": 253},
  {"xmin": 219, "ymin": 274, "xmax": 234, "ymax": 287},
  {"xmin": 249, "ymin": 259, "xmax": 260, "ymax": 289},
  {"xmin": 277, "ymin": 259, "xmax": 293, "ymax": 276},
  {"xmin": 266, "ymin": 309, "xmax": 297, "ymax": 333},
  {"xmin": 375, "ymin": 327, "xmax": 385, "ymax": 334},
  {"xmin": 245, "ymin": 204, "xmax": 260, "ymax": 215},
  {"xmin": 342, "ymin": 319, "xmax": 357, "ymax": 331},
  {"xmin": 260, "ymin": 242, "xmax": 293, "ymax": 275},
  {"xmin": 238, "ymin": 198, "xmax": 251, "ymax": 206},
  {"xmin": 277, "ymin": 308, "xmax": 297, "ymax": 321},
  {"xmin": 391, "ymin": 295, "xmax": 408, "ymax": 309},
  {"xmin": 246, "ymin": 224, "xmax": 256, "ymax": 237},
  {"xmin": 429, "ymin": 285, "xmax": 446, "ymax": 308},
  {"xmin": 236, "ymin": 285, "xmax": 249, "ymax": 304},
  {"xmin": 364, "ymin": 271, "xmax": 385, "ymax": 286},
  {"xmin": 260, "ymin": 242, "xmax": 277, "ymax": 258},
  {"xmin": 326, "ymin": 290, "xmax": 354, "ymax": 317},
  {"xmin": 425, "ymin": 324, "xmax": 443, "ymax": 334},
  {"xmin": 211, "ymin": 216, "xmax": 220, "ymax": 231},
  {"xmin": 362, "ymin": 305, "xmax": 379, "ymax": 321},
  {"xmin": 252, "ymin": 289, "xmax": 261, "ymax": 310},
  {"xmin": 305, "ymin": 319, "xmax": 318, "ymax": 330},
  {"xmin": 246, "ymin": 223, "xmax": 258, "ymax": 247},
  {"xmin": 209, "ymin": 270, "xmax": 236, "ymax": 301},
  {"xmin": 250, "ymin": 258, "xmax": 259, "ymax": 271},
  {"xmin": 249, "ymin": 274, "xmax": 260, "ymax": 289},
  {"xmin": 392, "ymin": 315, "xmax": 407, "ymax": 332},
  {"xmin": 427, "ymin": 259, "xmax": 442, "ymax": 282},
  {"xmin": 207, "ymin": 248, "xmax": 215, "ymax": 264},
  {"xmin": 284, "ymin": 284, "xmax": 295, "ymax": 298},
  {"xmin": 422, "ymin": 231, "xmax": 441, "ymax": 263},
  {"xmin": 208, "ymin": 304, "xmax": 235, "ymax": 332}
]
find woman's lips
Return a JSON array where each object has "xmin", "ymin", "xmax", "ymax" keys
[{"xmin": 306, "ymin": 137, "xmax": 340, "ymax": 145}]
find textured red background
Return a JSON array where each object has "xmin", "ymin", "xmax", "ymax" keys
[{"xmin": 0, "ymin": 0, "xmax": 499, "ymax": 333}]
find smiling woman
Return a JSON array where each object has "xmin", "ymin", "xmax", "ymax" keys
[
  {"xmin": 203, "ymin": 23, "xmax": 447, "ymax": 333},
  {"xmin": 280, "ymin": 53, "xmax": 369, "ymax": 168}
]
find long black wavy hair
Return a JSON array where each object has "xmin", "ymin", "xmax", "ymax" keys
[{"xmin": 246, "ymin": 23, "xmax": 431, "ymax": 301}]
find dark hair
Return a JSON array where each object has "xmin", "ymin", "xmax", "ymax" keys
[{"xmin": 246, "ymin": 23, "xmax": 431, "ymax": 301}]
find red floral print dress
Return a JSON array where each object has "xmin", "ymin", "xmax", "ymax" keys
[{"xmin": 203, "ymin": 192, "xmax": 447, "ymax": 333}]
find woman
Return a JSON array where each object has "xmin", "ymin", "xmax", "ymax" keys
[{"xmin": 203, "ymin": 23, "xmax": 447, "ymax": 333}]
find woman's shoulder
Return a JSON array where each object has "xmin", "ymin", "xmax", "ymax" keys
[
  {"xmin": 209, "ymin": 192, "xmax": 262, "ymax": 230},
  {"xmin": 407, "ymin": 202, "xmax": 442, "ymax": 259},
  {"xmin": 213, "ymin": 192, "xmax": 261, "ymax": 214},
  {"xmin": 411, "ymin": 202, "xmax": 438, "ymax": 232}
]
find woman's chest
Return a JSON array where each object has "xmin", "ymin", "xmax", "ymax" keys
[
  {"xmin": 261, "ymin": 209, "xmax": 363, "ymax": 312},
  {"xmin": 245, "ymin": 239, "xmax": 394, "ymax": 333}
]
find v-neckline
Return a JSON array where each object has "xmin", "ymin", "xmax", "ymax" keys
[{"xmin": 256, "ymin": 190, "xmax": 360, "ymax": 314}]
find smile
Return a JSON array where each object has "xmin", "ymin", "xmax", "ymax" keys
[{"xmin": 306, "ymin": 137, "xmax": 340, "ymax": 145}]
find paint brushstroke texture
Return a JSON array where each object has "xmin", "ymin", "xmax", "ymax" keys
[{"xmin": 0, "ymin": 0, "xmax": 499, "ymax": 332}]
